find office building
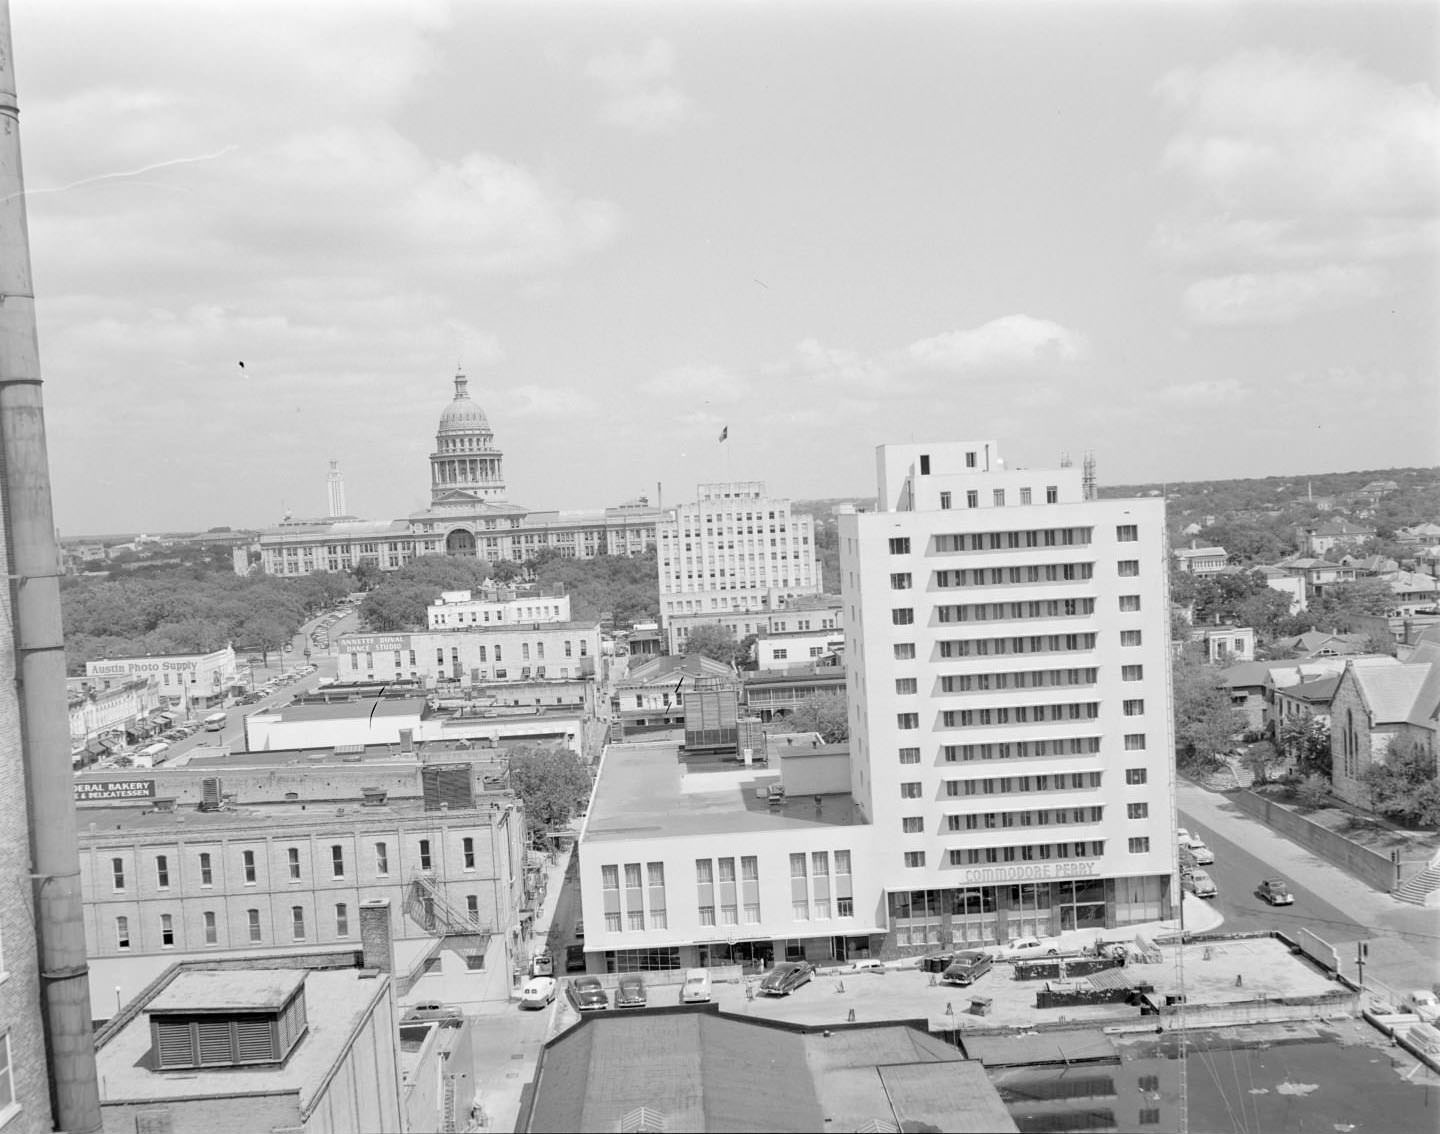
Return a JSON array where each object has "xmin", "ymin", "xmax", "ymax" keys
[
  {"xmin": 84, "ymin": 647, "xmax": 239, "ymax": 713},
  {"xmin": 657, "ymin": 482, "xmax": 823, "ymax": 650},
  {"xmin": 837, "ymin": 441, "xmax": 1178, "ymax": 947},
  {"xmin": 256, "ymin": 374, "xmax": 663, "ymax": 576}
]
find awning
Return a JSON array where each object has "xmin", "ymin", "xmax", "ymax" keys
[
  {"xmin": 85, "ymin": 738, "xmax": 108, "ymax": 756},
  {"xmin": 156, "ymin": 712, "xmax": 178, "ymax": 725}
]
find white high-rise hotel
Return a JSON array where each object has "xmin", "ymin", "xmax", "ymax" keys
[{"xmin": 839, "ymin": 441, "xmax": 1176, "ymax": 947}]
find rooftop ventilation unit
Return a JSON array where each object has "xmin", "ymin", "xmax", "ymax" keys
[{"xmin": 199, "ymin": 777, "xmax": 223, "ymax": 812}]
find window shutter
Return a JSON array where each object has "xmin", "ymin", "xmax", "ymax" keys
[
  {"xmin": 235, "ymin": 1017, "xmax": 276, "ymax": 1063},
  {"xmin": 196, "ymin": 1019, "xmax": 234, "ymax": 1065},
  {"xmin": 154, "ymin": 1020, "xmax": 194, "ymax": 1068}
]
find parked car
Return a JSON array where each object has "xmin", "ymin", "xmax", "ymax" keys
[
  {"xmin": 1176, "ymin": 828, "xmax": 1191, "ymax": 843},
  {"xmin": 1188, "ymin": 869, "xmax": 1218, "ymax": 898},
  {"xmin": 1002, "ymin": 936, "xmax": 1061, "ymax": 960},
  {"xmin": 759, "ymin": 962, "xmax": 814, "ymax": 996},
  {"xmin": 1188, "ymin": 840, "xmax": 1215, "ymax": 865},
  {"xmin": 942, "ymin": 950, "xmax": 994, "ymax": 986},
  {"xmin": 565, "ymin": 944, "xmax": 586, "ymax": 972},
  {"xmin": 402, "ymin": 1001, "xmax": 462, "ymax": 1024},
  {"xmin": 615, "ymin": 974, "xmax": 647, "ymax": 1008},
  {"xmin": 680, "ymin": 968, "xmax": 712, "ymax": 1004},
  {"xmin": 520, "ymin": 977, "xmax": 557, "ymax": 1009},
  {"xmin": 1255, "ymin": 878, "xmax": 1294, "ymax": 905},
  {"xmin": 1404, "ymin": 990, "xmax": 1440, "ymax": 1023},
  {"xmin": 531, "ymin": 950, "xmax": 554, "ymax": 978},
  {"xmin": 573, "ymin": 919, "xmax": 585, "ymax": 941},
  {"xmin": 568, "ymin": 977, "xmax": 609, "ymax": 1011}
]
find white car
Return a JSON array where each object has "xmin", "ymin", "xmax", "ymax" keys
[
  {"xmin": 520, "ymin": 977, "xmax": 557, "ymax": 1010},
  {"xmin": 1405, "ymin": 989, "xmax": 1440, "ymax": 1023},
  {"xmin": 1002, "ymin": 936, "xmax": 1061, "ymax": 961},
  {"xmin": 1188, "ymin": 841, "xmax": 1215, "ymax": 865},
  {"xmin": 1176, "ymin": 828, "xmax": 1191, "ymax": 843},
  {"xmin": 681, "ymin": 968, "xmax": 712, "ymax": 1003}
]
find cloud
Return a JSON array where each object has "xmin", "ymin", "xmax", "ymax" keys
[
  {"xmin": 1182, "ymin": 264, "xmax": 1386, "ymax": 325},
  {"xmin": 792, "ymin": 338, "xmax": 894, "ymax": 393},
  {"xmin": 584, "ymin": 38, "xmax": 694, "ymax": 133},
  {"xmin": 1154, "ymin": 49, "xmax": 1439, "ymax": 325},
  {"xmin": 1154, "ymin": 378, "xmax": 1247, "ymax": 405},
  {"xmin": 639, "ymin": 362, "xmax": 752, "ymax": 403},
  {"xmin": 498, "ymin": 385, "xmax": 601, "ymax": 420},
  {"xmin": 906, "ymin": 315, "xmax": 1088, "ymax": 369}
]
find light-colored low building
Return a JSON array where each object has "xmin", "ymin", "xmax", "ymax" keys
[
  {"xmin": 1173, "ymin": 545, "xmax": 1228, "ymax": 574},
  {"xmin": 426, "ymin": 586, "xmax": 571, "ymax": 630},
  {"xmin": 664, "ymin": 594, "xmax": 844, "ymax": 656},
  {"xmin": 69, "ymin": 677, "xmax": 162, "ymax": 762},
  {"xmin": 85, "ymin": 647, "xmax": 239, "ymax": 713},
  {"xmin": 576, "ymin": 739, "xmax": 884, "ymax": 972},
  {"xmin": 1190, "ymin": 625, "xmax": 1256, "ymax": 664},
  {"xmin": 94, "ymin": 953, "xmax": 405, "ymax": 1134},
  {"xmin": 754, "ymin": 627, "xmax": 844, "ymax": 671},
  {"xmin": 337, "ymin": 622, "xmax": 601, "ymax": 687}
]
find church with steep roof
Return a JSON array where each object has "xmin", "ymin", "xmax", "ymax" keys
[{"xmin": 254, "ymin": 374, "xmax": 662, "ymax": 576}]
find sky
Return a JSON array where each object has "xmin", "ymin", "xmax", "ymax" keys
[{"xmin": 8, "ymin": 0, "xmax": 1438, "ymax": 536}]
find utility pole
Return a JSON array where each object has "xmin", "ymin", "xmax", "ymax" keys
[{"xmin": 0, "ymin": 3, "xmax": 103, "ymax": 1128}]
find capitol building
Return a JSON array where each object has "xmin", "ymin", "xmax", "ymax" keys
[{"xmin": 256, "ymin": 374, "xmax": 662, "ymax": 576}]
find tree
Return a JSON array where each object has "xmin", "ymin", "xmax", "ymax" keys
[
  {"xmin": 1276, "ymin": 714, "xmax": 1332, "ymax": 779},
  {"xmin": 683, "ymin": 623, "xmax": 741, "ymax": 666},
  {"xmin": 785, "ymin": 690, "xmax": 850, "ymax": 743},
  {"xmin": 240, "ymin": 613, "xmax": 291, "ymax": 666},
  {"xmin": 1307, "ymin": 578, "xmax": 1394, "ymax": 631},
  {"xmin": 1293, "ymin": 773, "xmax": 1331, "ymax": 811},
  {"xmin": 1361, "ymin": 742, "xmax": 1440, "ymax": 828},
  {"xmin": 507, "ymin": 746, "xmax": 593, "ymax": 845},
  {"xmin": 1172, "ymin": 653, "xmax": 1245, "ymax": 772}
]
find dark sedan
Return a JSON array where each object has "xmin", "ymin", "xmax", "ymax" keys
[
  {"xmin": 616, "ymin": 974, "xmax": 647, "ymax": 1008},
  {"xmin": 759, "ymin": 962, "xmax": 814, "ymax": 997},
  {"xmin": 568, "ymin": 977, "xmax": 609, "ymax": 1011}
]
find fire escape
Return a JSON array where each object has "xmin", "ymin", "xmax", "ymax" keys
[{"xmin": 405, "ymin": 871, "xmax": 490, "ymax": 957}]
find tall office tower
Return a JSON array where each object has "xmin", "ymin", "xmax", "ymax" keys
[
  {"xmin": 326, "ymin": 459, "xmax": 347, "ymax": 518},
  {"xmin": 657, "ymin": 482, "xmax": 823, "ymax": 642},
  {"xmin": 838, "ymin": 441, "xmax": 1176, "ymax": 949}
]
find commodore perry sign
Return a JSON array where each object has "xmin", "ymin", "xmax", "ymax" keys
[{"xmin": 962, "ymin": 861, "xmax": 1101, "ymax": 884}]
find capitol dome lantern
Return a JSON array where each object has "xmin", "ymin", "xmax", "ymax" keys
[{"xmin": 429, "ymin": 372, "xmax": 507, "ymax": 504}]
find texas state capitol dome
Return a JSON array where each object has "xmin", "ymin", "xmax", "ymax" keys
[{"xmin": 254, "ymin": 373, "xmax": 661, "ymax": 575}]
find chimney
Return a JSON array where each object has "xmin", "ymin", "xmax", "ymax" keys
[{"xmin": 359, "ymin": 898, "xmax": 394, "ymax": 974}]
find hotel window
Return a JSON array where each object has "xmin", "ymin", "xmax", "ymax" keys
[
  {"xmin": 790, "ymin": 853, "xmax": 807, "ymax": 880},
  {"xmin": 695, "ymin": 859, "xmax": 712, "ymax": 884},
  {"xmin": 894, "ymin": 642, "xmax": 916, "ymax": 660},
  {"xmin": 1117, "ymin": 524, "xmax": 1138, "ymax": 541},
  {"xmin": 160, "ymin": 914, "xmax": 174, "ymax": 948},
  {"xmin": 1124, "ymin": 733, "xmax": 1146, "ymax": 750},
  {"xmin": 1128, "ymin": 802, "xmax": 1149, "ymax": 819},
  {"xmin": 1046, "ymin": 485, "xmax": 1058, "ymax": 503},
  {"xmin": 892, "ymin": 607, "xmax": 914, "ymax": 625},
  {"xmin": 247, "ymin": 909, "xmax": 262, "ymax": 942},
  {"xmin": 467, "ymin": 896, "xmax": 481, "ymax": 925},
  {"xmin": 116, "ymin": 916, "xmax": 130, "ymax": 950},
  {"xmin": 902, "ymin": 817, "xmax": 923, "ymax": 833},
  {"xmin": 1118, "ymin": 560, "xmax": 1140, "ymax": 577},
  {"xmin": 895, "ymin": 677, "xmax": 917, "ymax": 695},
  {"xmin": 889, "ymin": 537, "xmax": 910, "ymax": 555},
  {"xmin": 603, "ymin": 865, "xmax": 620, "ymax": 891},
  {"xmin": 900, "ymin": 782, "xmax": 922, "ymax": 799},
  {"xmin": 1129, "ymin": 837, "xmax": 1151, "ymax": 853},
  {"xmin": 698, "ymin": 905, "xmax": 716, "ymax": 927},
  {"xmin": 940, "ymin": 491, "xmax": 952, "ymax": 510},
  {"xmin": 993, "ymin": 489, "xmax": 1006, "ymax": 507},
  {"xmin": 966, "ymin": 490, "xmax": 979, "ymax": 508},
  {"xmin": 336, "ymin": 903, "xmax": 350, "ymax": 936},
  {"xmin": 463, "ymin": 837, "xmax": 476, "ymax": 870},
  {"xmin": 199, "ymin": 852, "xmax": 213, "ymax": 887},
  {"xmin": 1126, "ymin": 768, "xmax": 1148, "ymax": 785},
  {"xmin": 155, "ymin": 855, "xmax": 170, "ymax": 890},
  {"xmin": 1121, "ymin": 629, "xmax": 1142, "ymax": 646},
  {"xmin": 375, "ymin": 842, "xmax": 390, "ymax": 876},
  {"xmin": 1119, "ymin": 594, "xmax": 1141, "ymax": 612},
  {"xmin": 331, "ymin": 845, "xmax": 345, "ymax": 878},
  {"xmin": 292, "ymin": 906, "xmax": 306, "ymax": 941},
  {"xmin": 890, "ymin": 572, "xmax": 912, "ymax": 590},
  {"xmin": 418, "ymin": 839, "xmax": 432, "ymax": 871},
  {"xmin": 903, "ymin": 851, "xmax": 925, "ymax": 868},
  {"xmin": 203, "ymin": 911, "xmax": 217, "ymax": 945},
  {"xmin": 111, "ymin": 858, "xmax": 125, "ymax": 892},
  {"xmin": 288, "ymin": 847, "xmax": 301, "ymax": 881},
  {"xmin": 897, "ymin": 713, "xmax": 919, "ymax": 729},
  {"xmin": 243, "ymin": 850, "xmax": 257, "ymax": 884},
  {"xmin": 1020, "ymin": 487, "xmax": 1032, "ymax": 504},
  {"xmin": 1123, "ymin": 699, "xmax": 1144, "ymax": 716},
  {"xmin": 898, "ymin": 747, "xmax": 921, "ymax": 764}
]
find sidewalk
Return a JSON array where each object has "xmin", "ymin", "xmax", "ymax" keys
[{"xmin": 1178, "ymin": 779, "xmax": 1439, "ymax": 992}]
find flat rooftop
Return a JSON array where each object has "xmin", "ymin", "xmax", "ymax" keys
[
  {"xmin": 97, "ymin": 966, "xmax": 386, "ymax": 1107},
  {"xmin": 585, "ymin": 741, "xmax": 865, "ymax": 842},
  {"xmin": 149, "ymin": 968, "xmax": 306, "ymax": 1014},
  {"xmin": 77, "ymin": 795, "xmax": 513, "ymax": 836}
]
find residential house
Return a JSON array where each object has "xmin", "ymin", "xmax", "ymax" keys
[
  {"xmin": 1253, "ymin": 565, "xmax": 1306, "ymax": 614},
  {"xmin": 1274, "ymin": 557, "xmax": 1357, "ymax": 602},
  {"xmin": 1382, "ymin": 570, "xmax": 1439, "ymax": 620},
  {"xmin": 1396, "ymin": 522, "xmax": 1440, "ymax": 548},
  {"xmin": 1174, "ymin": 544, "xmax": 1229, "ymax": 574},
  {"xmin": 1304, "ymin": 521, "xmax": 1376, "ymax": 557},
  {"xmin": 1272, "ymin": 673, "xmax": 1342, "ymax": 735},
  {"xmin": 1190, "ymin": 625, "xmax": 1256, "ymax": 664},
  {"xmin": 1270, "ymin": 630, "xmax": 1371, "ymax": 658},
  {"xmin": 1330, "ymin": 647, "xmax": 1440, "ymax": 808}
]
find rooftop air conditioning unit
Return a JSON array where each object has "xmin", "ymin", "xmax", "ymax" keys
[{"xmin": 199, "ymin": 777, "xmax": 223, "ymax": 812}]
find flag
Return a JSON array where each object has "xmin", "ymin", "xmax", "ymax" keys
[{"xmin": 718, "ymin": 425, "xmax": 728, "ymax": 443}]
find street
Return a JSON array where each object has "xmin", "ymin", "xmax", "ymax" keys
[{"xmin": 1178, "ymin": 780, "xmax": 1440, "ymax": 997}]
